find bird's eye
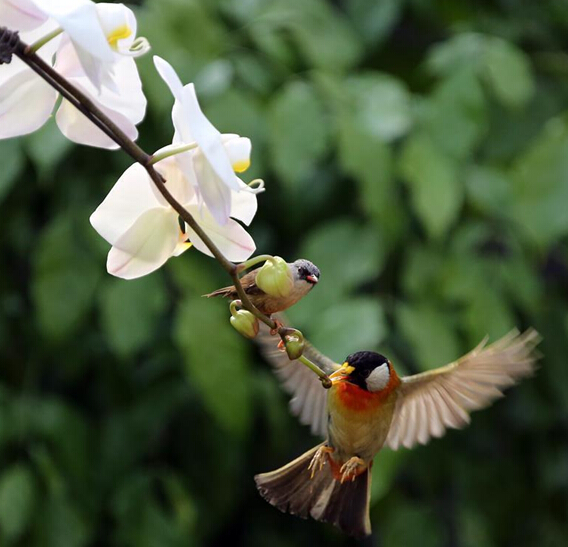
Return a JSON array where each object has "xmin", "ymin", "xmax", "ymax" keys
[{"xmin": 361, "ymin": 369, "xmax": 371, "ymax": 378}]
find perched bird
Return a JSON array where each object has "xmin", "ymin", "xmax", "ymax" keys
[
  {"xmin": 204, "ymin": 259, "xmax": 320, "ymax": 316},
  {"xmin": 255, "ymin": 328, "xmax": 540, "ymax": 538}
]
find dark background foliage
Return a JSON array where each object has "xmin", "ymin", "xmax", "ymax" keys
[{"xmin": 1, "ymin": 0, "xmax": 568, "ymax": 545}]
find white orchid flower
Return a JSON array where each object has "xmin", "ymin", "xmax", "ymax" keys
[
  {"xmin": 153, "ymin": 56, "xmax": 257, "ymax": 226},
  {"xmin": 28, "ymin": 0, "xmax": 149, "ymax": 91},
  {"xmin": 0, "ymin": 18, "xmax": 146, "ymax": 148},
  {"xmin": 90, "ymin": 148, "xmax": 256, "ymax": 279},
  {"xmin": 0, "ymin": 0, "xmax": 48, "ymax": 31}
]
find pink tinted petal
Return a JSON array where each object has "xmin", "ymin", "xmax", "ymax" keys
[
  {"xmin": 0, "ymin": 0, "xmax": 47, "ymax": 31},
  {"xmin": 192, "ymin": 149, "xmax": 231, "ymax": 225},
  {"xmin": 185, "ymin": 205, "xmax": 255, "ymax": 262},
  {"xmin": 107, "ymin": 207, "xmax": 179, "ymax": 279},
  {"xmin": 90, "ymin": 163, "xmax": 161, "ymax": 245},
  {"xmin": 0, "ymin": 70, "xmax": 56, "ymax": 138}
]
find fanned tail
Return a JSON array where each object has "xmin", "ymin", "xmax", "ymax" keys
[{"xmin": 254, "ymin": 444, "xmax": 372, "ymax": 538}]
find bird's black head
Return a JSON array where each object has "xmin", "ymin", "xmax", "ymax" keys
[
  {"xmin": 341, "ymin": 351, "xmax": 391, "ymax": 392},
  {"xmin": 293, "ymin": 259, "xmax": 320, "ymax": 285}
]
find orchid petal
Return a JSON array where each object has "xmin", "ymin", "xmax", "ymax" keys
[
  {"xmin": 90, "ymin": 163, "xmax": 162, "ymax": 245},
  {"xmin": 153, "ymin": 152, "xmax": 195, "ymax": 205},
  {"xmin": 182, "ymin": 83, "xmax": 240, "ymax": 190},
  {"xmin": 107, "ymin": 207, "xmax": 179, "ymax": 279},
  {"xmin": 96, "ymin": 3, "xmax": 136, "ymax": 53},
  {"xmin": 184, "ymin": 205, "xmax": 256, "ymax": 262},
  {"xmin": 0, "ymin": 0, "xmax": 47, "ymax": 31},
  {"xmin": 32, "ymin": 0, "xmax": 113, "ymax": 90},
  {"xmin": 0, "ymin": 69, "xmax": 56, "ymax": 138},
  {"xmin": 223, "ymin": 136, "xmax": 252, "ymax": 173},
  {"xmin": 192, "ymin": 149, "xmax": 232, "ymax": 225},
  {"xmin": 153, "ymin": 56, "xmax": 183, "ymax": 101},
  {"xmin": 230, "ymin": 182, "xmax": 257, "ymax": 226}
]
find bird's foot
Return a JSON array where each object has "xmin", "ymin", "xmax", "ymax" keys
[
  {"xmin": 270, "ymin": 318, "xmax": 284, "ymax": 336},
  {"xmin": 339, "ymin": 457, "xmax": 366, "ymax": 483},
  {"xmin": 308, "ymin": 445, "xmax": 334, "ymax": 479}
]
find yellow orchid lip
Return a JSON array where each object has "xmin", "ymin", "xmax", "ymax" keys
[
  {"xmin": 107, "ymin": 25, "xmax": 132, "ymax": 49},
  {"xmin": 329, "ymin": 363, "xmax": 355, "ymax": 384}
]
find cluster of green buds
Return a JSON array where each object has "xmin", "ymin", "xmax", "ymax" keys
[{"xmin": 229, "ymin": 300, "xmax": 259, "ymax": 339}]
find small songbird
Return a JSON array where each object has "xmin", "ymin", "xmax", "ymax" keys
[
  {"xmin": 255, "ymin": 328, "xmax": 540, "ymax": 538},
  {"xmin": 204, "ymin": 259, "xmax": 320, "ymax": 316}
]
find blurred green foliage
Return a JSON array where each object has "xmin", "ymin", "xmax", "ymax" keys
[{"xmin": 1, "ymin": 0, "xmax": 568, "ymax": 545}]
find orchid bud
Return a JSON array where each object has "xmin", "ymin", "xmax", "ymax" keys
[
  {"xmin": 284, "ymin": 335, "xmax": 305, "ymax": 360},
  {"xmin": 230, "ymin": 310, "xmax": 259, "ymax": 339},
  {"xmin": 256, "ymin": 256, "xmax": 293, "ymax": 297}
]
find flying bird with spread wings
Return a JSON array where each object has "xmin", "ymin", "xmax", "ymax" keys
[{"xmin": 254, "ymin": 327, "xmax": 540, "ymax": 538}]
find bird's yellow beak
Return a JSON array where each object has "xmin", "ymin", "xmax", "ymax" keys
[{"xmin": 329, "ymin": 362, "xmax": 355, "ymax": 384}]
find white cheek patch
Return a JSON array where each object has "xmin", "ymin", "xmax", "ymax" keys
[{"xmin": 366, "ymin": 364, "xmax": 390, "ymax": 392}]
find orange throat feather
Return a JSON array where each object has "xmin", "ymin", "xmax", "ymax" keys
[{"xmin": 335, "ymin": 369, "xmax": 401, "ymax": 412}]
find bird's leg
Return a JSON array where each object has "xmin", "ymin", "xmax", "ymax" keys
[
  {"xmin": 308, "ymin": 445, "xmax": 334, "ymax": 479},
  {"xmin": 339, "ymin": 457, "xmax": 366, "ymax": 483},
  {"xmin": 271, "ymin": 318, "xmax": 285, "ymax": 336}
]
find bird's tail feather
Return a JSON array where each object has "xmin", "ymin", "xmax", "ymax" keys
[{"xmin": 254, "ymin": 443, "xmax": 372, "ymax": 538}]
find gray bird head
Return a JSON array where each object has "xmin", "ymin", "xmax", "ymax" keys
[{"xmin": 291, "ymin": 259, "xmax": 320, "ymax": 286}]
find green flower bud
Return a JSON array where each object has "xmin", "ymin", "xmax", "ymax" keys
[
  {"xmin": 230, "ymin": 310, "xmax": 259, "ymax": 339},
  {"xmin": 284, "ymin": 334, "xmax": 305, "ymax": 360},
  {"xmin": 256, "ymin": 256, "xmax": 293, "ymax": 297}
]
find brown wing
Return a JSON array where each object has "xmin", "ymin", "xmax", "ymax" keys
[
  {"xmin": 204, "ymin": 269, "xmax": 262, "ymax": 298},
  {"xmin": 385, "ymin": 329, "xmax": 540, "ymax": 450},
  {"xmin": 256, "ymin": 318, "xmax": 340, "ymax": 438}
]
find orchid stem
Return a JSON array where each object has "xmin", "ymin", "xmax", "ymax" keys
[
  {"xmin": 298, "ymin": 355, "xmax": 332, "ymax": 389},
  {"xmin": 29, "ymin": 27, "xmax": 63, "ymax": 53},
  {"xmin": 0, "ymin": 26, "xmax": 278, "ymax": 332},
  {"xmin": 148, "ymin": 142, "xmax": 199, "ymax": 165}
]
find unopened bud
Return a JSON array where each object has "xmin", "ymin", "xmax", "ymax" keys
[
  {"xmin": 230, "ymin": 310, "xmax": 259, "ymax": 339},
  {"xmin": 256, "ymin": 256, "xmax": 293, "ymax": 297},
  {"xmin": 284, "ymin": 334, "xmax": 305, "ymax": 360}
]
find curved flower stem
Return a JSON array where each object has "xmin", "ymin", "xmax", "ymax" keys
[
  {"xmin": 1, "ymin": 28, "xmax": 277, "ymax": 331},
  {"xmin": 298, "ymin": 355, "xmax": 332, "ymax": 388},
  {"xmin": 148, "ymin": 142, "xmax": 199, "ymax": 164},
  {"xmin": 29, "ymin": 27, "xmax": 63, "ymax": 53},
  {"xmin": 0, "ymin": 28, "xmax": 331, "ymax": 385}
]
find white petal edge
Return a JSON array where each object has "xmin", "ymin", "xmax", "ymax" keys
[
  {"xmin": 185, "ymin": 205, "xmax": 256, "ymax": 262},
  {"xmin": 107, "ymin": 207, "xmax": 179, "ymax": 279},
  {"xmin": 90, "ymin": 163, "xmax": 163, "ymax": 245}
]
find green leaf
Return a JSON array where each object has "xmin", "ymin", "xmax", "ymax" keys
[
  {"xmin": 399, "ymin": 134, "xmax": 463, "ymax": 239},
  {"xmin": 508, "ymin": 115, "xmax": 568, "ymax": 246},
  {"xmin": 347, "ymin": 72, "xmax": 412, "ymax": 142},
  {"xmin": 396, "ymin": 302, "xmax": 460, "ymax": 370},
  {"xmin": 0, "ymin": 464, "xmax": 36, "ymax": 542},
  {"xmin": 371, "ymin": 449, "xmax": 407, "ymax": 503},
  {"xmin": 305, "ymin": 298, "xmax": 387, "ymax": 360},
  {"xmin": 463, "ymin": 288, "xmax": 515, "ymax": 345},
  {"xmin": 346, "ymin": 0, "xmax": 403, "ymax": 47},
  {"xmin": 286, "ymin": 0, "xmax": 363, "ymax": 72},
  {"xmin": 298, "ymin": 219, "xmax": 386, "ymax": 304},
  {"xmin": 465, "ymin": 164, "xmax": 512, "ymax": 215},
  {"xmin": 0, "ymin": 139, "xmax": 24, "ymax": 206},
  {"xmin": 99, "ymin": 274, "xmax": 168, "ymax": 358},
  {"xmin": 483, "ymin": 37, "xmax": 534, "ymax": 109},
  {"xmin": 32, "ymin": 216, "xmax": 101, "ymax": 341},
  {"xmin": 426, "ymin": 33, "xmax": 486, "ymax": 77},
  {"xmin": 420, "ymin": 67, "xmax": 487, "ymax": 160},
  {"xmin": 173, "ymin": 295, "xmax": 252, "ymax": 439},
  {"xmin": 267, "ymin": 80, "xmax": 329, "ymax": 188}
]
